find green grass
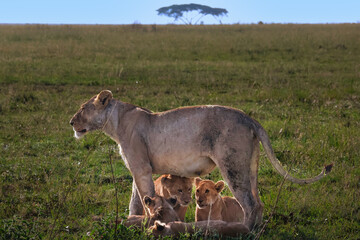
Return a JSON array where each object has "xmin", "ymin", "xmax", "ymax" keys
[{"xmin": 0, "ymin": 24, "xmax": 359, "ymax": 239}]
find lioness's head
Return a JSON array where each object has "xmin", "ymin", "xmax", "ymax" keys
[
  {"xmin": 70, "ymin": 90, "xmax": 113, "ymax": 139},
  {"xmin": 195, "ymin": 177, "xmax": 225, "ymax": 209},
  {"xmin": 144, "ymin": 195, "xmax": 180, "ymax": 223},
  {"xmin": 161, "ymin": 174, "xmax": 193, "ymax": 207}
]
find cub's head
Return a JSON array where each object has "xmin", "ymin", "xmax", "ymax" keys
[
  {"xmin": 161, "ymin": 174, "xmax": 193, "ymax": 207},
  {"xmin": 195, "ymin": 177, "xmax": 225, "ymax": 209},
  {"xmin": 69, "ymin": 90, "xmax": 113, "ymax": 138},
  {"xmin": 143, "ymin": 195, "xmax": 180, "ymax": 223},
  {"xmin": 149, "ymin": 220, "xmax": 171, "ymax": 237}
]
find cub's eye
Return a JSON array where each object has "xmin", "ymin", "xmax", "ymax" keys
[
  {"xmin": 188, "ymin": 188, "xmax": 192, "ymax": 192},
  {"xmin": 205, "ymin": 189, "xmax": 209, "ymax": 193},
  {"xmin": 196, "ymin": 190, "xmax": 199, "ymax": 193},
  {"xmin": 178, "ymin": 189, "xmax": 182, "ymax": 193}
]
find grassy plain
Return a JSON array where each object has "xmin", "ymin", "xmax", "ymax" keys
[{"xmin": 0, "ymin": 24, "xmax": 359, "ymax": 239}]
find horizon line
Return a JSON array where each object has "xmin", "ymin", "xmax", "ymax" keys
[{"xmin": 0, "ymin": 22, "xmax": 359, "ymax": 26}]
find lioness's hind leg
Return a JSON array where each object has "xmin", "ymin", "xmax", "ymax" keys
[
  {"xmin": 250, "ymin": 139, "xmax": 264, "ymax": 226},
  {"xmin": 214, "ymin": 144, "xmax": 262, "ymax": 230}
]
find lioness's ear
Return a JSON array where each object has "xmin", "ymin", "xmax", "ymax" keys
[
  {"xmin": 144, "ymin": 195, "xmax": 153, "ymax": 207},
  {"xmin": 155, "ymin": 220, "xmax": 166, "ymax": 231},
  {"xmin": 215, "ymin": 181, "xmax": 225, "ymax": 193},
  {"xmin": 194, "ymin": 177, "xmax": 202, "ymax": 187},
  {"xmin": 94, "ymin": 90, "xmax": 113, "ymax": 107}
]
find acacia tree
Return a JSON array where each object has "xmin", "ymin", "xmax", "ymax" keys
[{"xmin": 157, "ymin": 4, "xmax": 228, "ymax": 25}]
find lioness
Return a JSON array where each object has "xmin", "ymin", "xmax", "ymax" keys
[
  {"xmin": 70, "ymin": 90, "xmax": 332, "ymax": 229},
  {"xmin": 150, "ymin": 220, "xmax": 249, "ymax": 238},
  {"xmin": 123, "ymin": 195, "xmax": 179, "ymax": 228},
  {"xmin": 154, "ymin": 174, "xmax": 193, "ymax": 221},
  {"xmin": 195, "ymin": 178, "xmax": 244, "ymax": 222}
]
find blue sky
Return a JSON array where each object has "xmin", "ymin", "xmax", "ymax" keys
[{"xmin": 1, "ymin": 0, "xmax": 359, "ymax": 25}]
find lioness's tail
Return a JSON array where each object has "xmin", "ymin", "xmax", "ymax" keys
[{"xmin": 254, "ymin": 125, "xmax": 332, "ymax": 184}]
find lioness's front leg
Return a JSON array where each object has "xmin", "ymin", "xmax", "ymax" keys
[
  {"xmin": 129, "ymin": 181, "xmax": 143, "ymax": 215},
  {"xmin": 121, "ymin": 137, "xmax": 155, "ymax": 216},
  {"xmin": 130, "ymin": 164, "xmax": 155, "ymax": 216}
]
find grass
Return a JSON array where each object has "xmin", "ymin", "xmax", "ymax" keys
[{"xmin": 0, "ymin": 23, "xmax": 359, "ymax": 239}]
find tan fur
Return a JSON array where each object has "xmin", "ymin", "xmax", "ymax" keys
[
  {"xmin": 154, "ymin": 174, "xmax": 193, "ymax": 221},
  {"xmin": 149, "ymin": 220, "xmax": 249, "ymax": 238},
  {"xmin": 122, "ymin": 195, "xmax": 179, "ymax": 228},
  {"xmin": 194, "ymin": 178, "xmax": 244, "ymax": 222},
  {"xmin": 70, "ymin": 90, "xmax": 332, "ymax": 229}
]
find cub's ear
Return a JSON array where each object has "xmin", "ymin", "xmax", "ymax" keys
[
  {"xmin": 160, "ymin": 174, "xmax": 171, "ymax": 187},
  {"xmin": 215, "ymin": 181, "xmax": 225, "ymax": 193},
  {"xmin": 155, "ymin": 220, "xmax": 166, "ymax": 231},
  {"xmin": 188, "ymin": 177, "xmax": 195, "ymax": 183},
  {"xmin": 144, "ymin": 195, "xmax": 153, "ymax": 207},
  {"xmin": 94, "ymin": 90, "xmax": 113, "ymax": 108},
  {"xmin": 194, "ymin": 177, "xmax": 202, "ymax": 187},
  {"xmin": 168, "ymin": 197, "xmax": 177, "ymax": 207}
]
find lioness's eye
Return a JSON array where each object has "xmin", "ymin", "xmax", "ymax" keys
[
  {"xmin": 196, "ymin": 190, "xmax": 199, "ymax": 193},
  {"xmin": 178, "ymin": 189, "xmax": 182, "ymax": 193},
  {"xmin": 188, "ymin": 188, "xmax": 191, "ymax": 192},
  {"xmin": 205, "ymin": 189, "xmax": 209, "ymax": 193}
]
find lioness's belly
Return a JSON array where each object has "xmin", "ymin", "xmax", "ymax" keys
[
  {"xmin": 147, "ymin": 108, "xmax": 220, "ymax": 176},
  {"xmin": 150, "ymin": 154, "xmax": 216, "ymax": 177}
]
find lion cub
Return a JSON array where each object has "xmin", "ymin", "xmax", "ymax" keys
[
  {"xmin": 154, "ymin": 174, "xmax": 193, "ymax": 221},
  {"xmin": 195, "ymin": 178, "xmax": 244, "ymax": 222},
  {"xmin": 123, "ymin": 195, "xmax": 179, "ymax": 228}
]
